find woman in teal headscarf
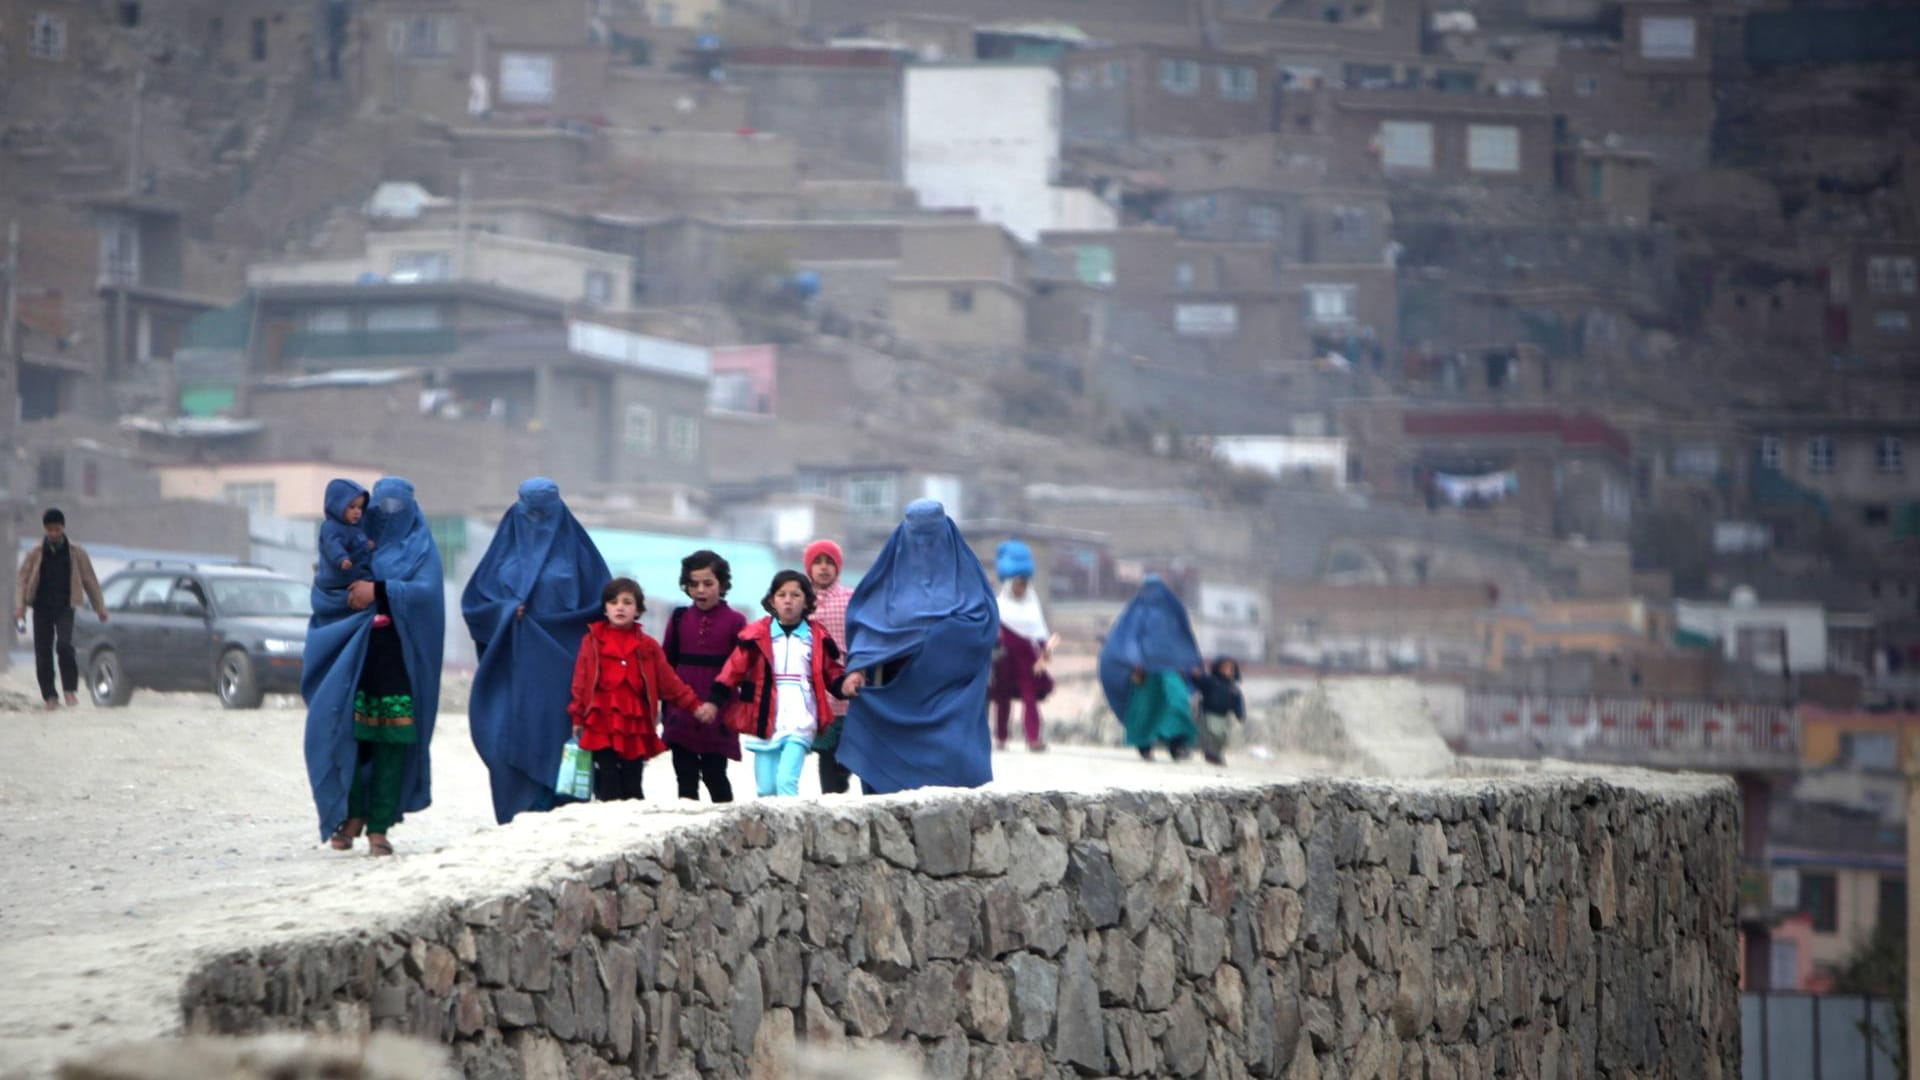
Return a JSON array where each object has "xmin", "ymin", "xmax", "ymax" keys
[{"xmin": 1097, "ymin": 575, "xmax": 1202, "ymax": 760}]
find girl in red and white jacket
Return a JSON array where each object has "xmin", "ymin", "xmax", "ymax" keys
[
  {"xmin": 707, "ymin": 570, "xmax": 858, "ymax": 797},
  {"xmin": 569, "ymin": 577, "xmax": 715, "ymax": 801}
]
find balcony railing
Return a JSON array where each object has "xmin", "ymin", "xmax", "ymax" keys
[{"xmin": 1464, "ymin": 691, "xmax": 1800, "ymax": 768}]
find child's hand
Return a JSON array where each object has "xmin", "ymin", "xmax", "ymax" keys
[
  {"xmin": 366, "ymin": 539, "xmax": 377, "ymax": 549},
  {"xmin": 842, "ymin": 671, "xmax": 866, "ymax": 697},
  {"xmin": 572, "ymin": 724, "xmax": 583, "ymax": 739},
  {"xmin": 339, "ymin": 558, "xmax": 352, "ymax": 570},
  {"xmin": 694, "ymin": 703, "xmax": 718, "ymax": 724}
]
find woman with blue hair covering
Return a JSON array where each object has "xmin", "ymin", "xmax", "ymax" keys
[
  {"xmin": 990, "ymin": 538, "xmax": 1054, "ymax": 752},
  {"xmin": 1098, "ymin": 575, "xmax": 1202, "ymax": 761},
  {"xmin": 303, "ymin": 477, "xmax": 444, "ymax": 855},
  {"xmin": 836, "ymin": 500, "xmax": 999, "ymax": 794},
  {"xmin": 462, "ymin": 478, "xmax": 611, "ymax": 824}
]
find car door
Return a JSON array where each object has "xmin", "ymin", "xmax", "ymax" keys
[
  {"xmin": 113, "ymin": 575, "xmax": 173, "ymax": 685},
  {"xmin": 160, "ymin": 576, "xmax": 215, "ymax": 686}
]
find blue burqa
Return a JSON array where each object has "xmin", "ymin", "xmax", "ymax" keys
[
  {"xmin": 302, "ymin": 477, "xmax": 445, "ymax": 840},
  {"xmin": 839, "ymin": 499, "xmax": 999, "ymax": 794},
  {"xmin": 461, "ymin": 478, "xmax": 610, "ymax": 824},
  {"xmin": 1098, "ymin": 575, "xmax": 1204, "ymax": 722}
]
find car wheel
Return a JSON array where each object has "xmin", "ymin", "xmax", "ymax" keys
[
  {"xmin": 217, "ymin": 648, "xmax": 264, "ymax": 710},
  {"xmin": 89, "ymin": 649, "xmax": 134, "ymax": 708}
]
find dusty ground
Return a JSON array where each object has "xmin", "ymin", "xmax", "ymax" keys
[{"xmin": 0, "ymin": 661, "xmax": 1351, "ymax": 1078}]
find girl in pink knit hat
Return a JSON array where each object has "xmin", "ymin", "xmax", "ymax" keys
[{"xmin": 804, "ymin": 538, "xmax": 860, "ymax": 794}]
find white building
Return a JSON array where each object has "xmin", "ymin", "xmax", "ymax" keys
[
  {"xmin": 904, "ymin": 63, "xmax": 1116, "ymax": 243},
  {"xmin": 1203, "ymin": 436, "xmax": 1349, "ymax": 490},
  {"xmin": 1674, "ymin": 586, "xmax": 1828, "ymax": 676}
]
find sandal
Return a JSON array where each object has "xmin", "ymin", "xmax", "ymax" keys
[
  {"xmin": 329, "ymin": 818, "xmax": 365, "ymax": 851},
  {"xmin": 367, "ymin": 834, "xmax": 394, "ymax": 857}
]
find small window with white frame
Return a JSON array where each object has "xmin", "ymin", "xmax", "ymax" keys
[
  {"xmin": 666, "ymin": 415, "xmax": 699, "ymax": 461},
  {"xmin": 623, "ymin": 403, "xmax": 655, "ymax": 453},
  {"xmin": 1878, "ymin": 436, "xmax": 1905, "ymax": 475},
  {"xmin": 1378, "ymin": 121, "xmax": 1434, "ymax": 171},
  {"xmin": 30, "ymin": 12, "xmax": 67, "ymax": 60},
  {"xmin": 1248, "ymin": 204, "xmax": 1283, "ymax": 240},
  {"xmin": 388, "ymin": 15, "xmax": 452, "ymax": 58},
  {"xmin": 847, "ymin": 473, "xmax": 897, "ymax": 518},
  {"xmin": 584, "ymin": 270, "xmax": 614, "ymax": 308},
  {"xmin": 1467, "ymin": 125, "xmax": 1521, "ymax": 174},
  {"xmin": 1217, "ymin": 65, "xmax": 1257, "ymax": 101},
  {"xmin": 500, "ymin": 52, "xmax": 556, "ymax": 104},
  {"xmin": 1758, "ymin": 435, "xmax": 1781, "ymax": 471},
  {"xmin": 1639, "ymin": 15, "xmax": 1697, "ymax": 60},
  {"xmin": 1867, "ymin": 256, "xmax": 1918, "ymax": 295},
  {"xmin": 1876, "ymin": 311, "xmax": 1912, "ymax": 335},
  {"xmin": 1807, "ymin": 435, "xmax": 1835, "ymax": 475},
  {"xmin": 1306, "ymin": 284, "xmax": 1356, "ymax": 324}
]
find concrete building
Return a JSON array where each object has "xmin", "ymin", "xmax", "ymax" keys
[
  {"xmin": 1285, "ymin": 87, "xmax": 1557, "ymax": 189},
  {"xmin": 903, "ymin": 62, "xmax": 1115, "ymax": 242},
  {"xmin": 887, "ymin": 221, "xmax": 1028, "ymax": 349},
  {"xmin": 89, "ymin": 196, "xmax": 224, "ymax": 378},
  {"xmin": 1061, "ymin": 45, "xmax": 1273, "ymax": 148},
  {"xmin": 726, "ymin": 47, "xmax": 904, "ymax": 181},
  {"xmin": 1675, "ymin": 586, "xmax": 1829, "ymax": 677},
  {"xmin": 1552, "ymin": 33, "xmax": 1715, "ymax": 174},
  {"xmin": 153, "ymin": 461, "xmax": 384, "ymax": 521},
  {"xmin": 1831, "ymin": 242, "xmax": 1920, "ymax": 366},
  {"xmin": 1750, "ymin": 415, "xmax": 1920, "ymax": 548},
  {"xmin": 1480, "ymin": 598, "xmax": 1673, "ymax": 671},
  {"xmin": 1766, "ymin": 796, "xmax": 1904, "ymax": 984},
  {"xmin": 1204, "ymin": 0, "xmax": 1423, "ymax": 56},
  {"xmin": 250, "ymin": 230, "xmax": 637, "ymax": 312}
]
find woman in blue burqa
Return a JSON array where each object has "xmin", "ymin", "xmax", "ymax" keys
[
  {"xmin": 461, "ymin": 478, "xmax": 610, "ymax": 824},
  {"xmin": 837, "ymin": 499, "xmax": 999, "ymax": 794},
  {"xmin": 1099, "ymin": 575, "xmax": 1203, "ymax": 761},
  {"xmin": 303, "ymin": 477, "xmax": 445, "ymax": 856}
]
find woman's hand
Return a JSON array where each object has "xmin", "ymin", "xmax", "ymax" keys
[
  {"xmin": 695, "ymin": 703, "xmax": 718, "ymax": 724},
  {"xmin": 516, "ymin": 604, "xmax": 526, "ymax": 620},
  {"xmin": 347, "ymin": 580, "xmax": 375, "ymax": 610},
  {"xmin": 842, "ymin": 671, "xmax": 867, "ymax": 697}
]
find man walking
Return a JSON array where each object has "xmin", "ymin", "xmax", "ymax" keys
[{"xmin": 14, "ymin": 508, "xmax": 108, "ymax": 710}]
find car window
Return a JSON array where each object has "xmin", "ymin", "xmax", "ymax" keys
[
  {"xmin": 168, "ymin": 577, "xmax": 210, "ymax": 615},
  {"xmin": 101, "ymin": 576, "xmax": 137, "ymax": 612},
  {"xmin": 208, "ymin": 578, "xmax": 312, "ymax": 617},
  {"xmin": 128, "ymin": 576, "xmax": 172, "ymax": 613}
]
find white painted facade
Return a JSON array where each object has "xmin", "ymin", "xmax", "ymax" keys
[
  {"xmin": 1674, "ymin": 588, "xmax": 1829, "ymax": 675},
  {"xmin": 904, "ymin": 64, "xmax": 1114, "ymax": 242},
  {"xmin": 1206, "ymin": 436, "xmax": 1349, "ymax": 489}
]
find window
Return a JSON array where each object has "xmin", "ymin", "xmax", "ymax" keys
[
  {"xmin": 389, "ymin": 250, "xmax": 450, "ymax": 282},
  {"xmin": 948, "ymin": 288, "xmax": 974, "ymax": 314},
  {"xmin": 251, "ymin": 17, "xmax": 268, "ymax": 62},
  {"xmin": 1807, "ymin": 435, "xmax": 1834, "ymax": 475},
  {"xmin": 1306, "ymin": 284, "xmax": 1356, "ymax": 324},
  {"xmin": 1759, "ymin": 435, "xmax": 1781, "ymax": 471},
  {"xmin": 129, "ymin": 576, "xmax": 173, "ymax": 613},
  {"xmin": 666, "ymin": 415, "xmax": 699, "ymax": 461},
  {"xmin": 1174, "ymin": 303, "xmax": 1238, "ymax": 338},
  {"xmin": 1842, "ymin": 732, "xmax": 1898, "ymax": 771},
  {"xmin": 1217, "ymin": 65, "xmax": 1257, "ymax": 101},
  {"xmin": 653, "ymin": 1, "xmax": 677, "ymax": 26},
  {"xmin": 1588, "ymin": 160, "xmax": 1606, "ymax": 199},
  {"xmin": 30, "ymin": 12, "xmax": 66, "ymax": 60},
  {"xmin": 389, "ymin": 15, "xmax": 453, "ymax": 58},
  {"xmin": 1876, "ymin": 311, "xmax": 1912, "ymax": 335},
  {"xmin": 100, "ymin": 576, "xmax": 137, "ymax": 612},
  {"xmin": 1248, "ymin": 205, "xmax": 1283, "ymax": 240},
  {"xmin": 1799, "ymin": 871, "xmax": 1838, "ymax": 933},
  {"xmin": 1576, "ymin": 76, "xmax": 1600, "ymax": 97},
  {"xmin": 1878, "ymin": 436, "xmax": 1905, "ymax": 475},
  {"xmin": 1880, "ymin": 877, "xmax": 1907, "ymax": 933},
  {"xmin": 1330, "ymin": 206, "xmax": 1368, "ymax": 240},
  {"xmin": 1867, "ymin": 256, "xmax": 1918, "ymax": 295},
  {"xmin": 623, "ymin": 404, "xmax": 655, "ymax": 452},
  {"xmin": 304, "ymin": 308, "xmax": 351, "ymax": 333},
  {"xmin": 1379, "ymin": 121, "xmax": 1434, "ymax": 171},
  {"xmin": 366, "ymin": 304, "xmax": 440, "ymax": 331},
  {"xmin": 1672, "ymin": 443, "xmax": 1720, "ymax": 479},
  {"xmin": 847, "ymin": 474, "xmax": 898, "ymax": 518},
  {"xmin": 1467, "ymin": 125, "xmax": 1521, "ymax": 174},
  {"xmin": 101, "ymin": 222, "xmax": 139, "ymax": 285},
  {"xmin": 222, "ymin": 481, "xmax": 277, "ymax": 515},
  {"xmin": 1174, "ymin": 262, "xmax": 1195, "ymax": 290},
  {"xmin": 584, "ymin": 270, "xmax": 614, "ymax": 308},
  {"xmin": 119, "ymin": 3, "xmax": 140, "ymax": 28},
  {"xmin": 1105, "ymin": 60, "xmax": 1127, "ymax": 88},
  {"xmin": 36, "ymin": 455, "xmax": 64, "ymax": 491},
  {"xmin": 1640, "ymin": 15, "xmax": 1697, "ymax": 60},
  {"xmin": 1159, "ymin": 58, "xmax": 1200, "ymax": 95},
  {"xmin": 1075, "ymin": 245, "xmax": 1115, "ymax": 286},
  {"xmin": 500, "ymin": 53, "xmax": 556, "ymax": 104}
]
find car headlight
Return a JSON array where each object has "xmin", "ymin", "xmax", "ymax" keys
[{"xmin": 262, "ymin": 638, "xmax": 302, "ymax": 655}]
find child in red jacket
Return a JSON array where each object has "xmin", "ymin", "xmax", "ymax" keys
[
  {"xmin": 708, "ymin": 570, "xmax": 856, "ymax": 797},
  {"xmin": 569, "ymin": 577, "xmax": 715, "ymax": 801}
]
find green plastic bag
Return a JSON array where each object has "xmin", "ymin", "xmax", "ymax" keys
[{"xmin": 555, "ymin": 738, "xmax": 593, "ymax": 800}]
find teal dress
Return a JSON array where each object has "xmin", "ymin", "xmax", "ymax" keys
[{"xmin": 1122, "ymin": 670, "xmax": 1196, "ymax": 749}]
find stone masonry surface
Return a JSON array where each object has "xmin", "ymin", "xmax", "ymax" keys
[{"xmin": 178, "ymin": 774, "xmax": 1740, "ymax": 1079}]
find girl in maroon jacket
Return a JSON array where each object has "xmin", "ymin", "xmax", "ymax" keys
[{"xmin": 661, "ymin": 551, "xmax": 748, "ymax": 802}]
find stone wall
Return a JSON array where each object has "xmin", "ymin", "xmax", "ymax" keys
[{"xmin": 179, "ymin": 775, "xmax": 1740, "ymax": 1080}]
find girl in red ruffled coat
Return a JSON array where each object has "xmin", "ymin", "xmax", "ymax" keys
[{"xmin": 569, "ymin": 578, "xmax": 715, "ymax": 801}]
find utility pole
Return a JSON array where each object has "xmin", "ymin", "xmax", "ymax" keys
[{"xmin": 1906, "ymin": 728, "xmax": 1919, "ymax": 1080}]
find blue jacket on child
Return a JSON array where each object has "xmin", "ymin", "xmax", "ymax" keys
[{"xmin": 316, "ymin": 478, "xmax": 374, "ymax": 590}]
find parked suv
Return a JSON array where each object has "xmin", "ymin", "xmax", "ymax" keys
[{"xmin": 74, "ymin": 562, "xmax": 312, "ymax": 709}]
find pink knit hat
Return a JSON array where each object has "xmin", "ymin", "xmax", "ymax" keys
[{"xmin": 803, "ymin": 538, "xmax": 843, "ymax": 571}]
